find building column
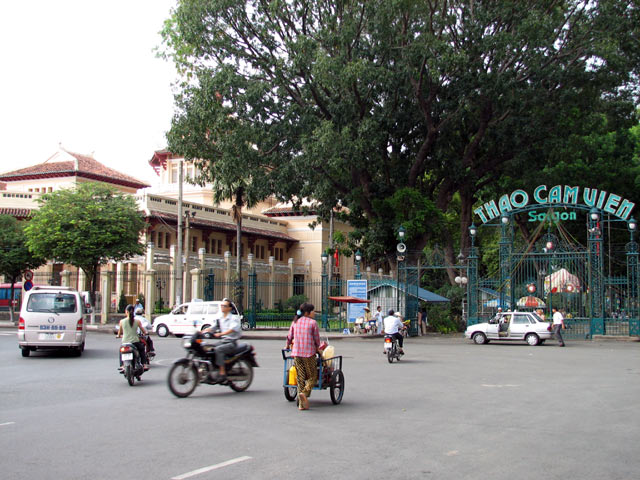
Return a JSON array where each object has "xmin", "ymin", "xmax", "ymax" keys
[
  {"xmin": 288, "ymin": 258, "xmax": 294, "ymax": 300},
  {"xmin": 60, "ymin": 270, "xmax": 71, "ymax": 287},
  {"xmin": 115, "ymin": 262, "xmax": 124, "ymax": 299},
  {"xmin": 224, "ymin": 251, "xmax": 232, "ymax": 299},
  {"xmin": 100, "ymin": 270, "xmax": 113, "ymax": 325},
  {"xmin": 144, "ymin": 270, "xmax": 156, "ymax": 323},
  {"xmin": 269, "ymin": 256, "xmax": 276, "ymax": 309},
  {"xmin": 190, "ymin": 267, "xmax": 202, "ymax": 301}
]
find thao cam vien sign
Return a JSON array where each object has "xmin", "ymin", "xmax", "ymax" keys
[{"xmin": 474, "ymin": 185, "xmax": 635, "ymax": 224}]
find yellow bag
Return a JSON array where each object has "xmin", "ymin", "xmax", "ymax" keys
[{"xmin": 288, "ymin": 365, "xmax": 297, "ymax": 385}]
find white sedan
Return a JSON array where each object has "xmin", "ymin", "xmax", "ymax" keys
[{"xmin": 465, "ymin": 311, "xmax": 552, "ymax": 346}]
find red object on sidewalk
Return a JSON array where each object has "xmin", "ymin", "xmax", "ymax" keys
[{"xmin": 334, "ymin": 248, "xmax": 339, "ymax": 267}]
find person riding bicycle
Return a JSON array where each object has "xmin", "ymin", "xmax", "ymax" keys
[
  {"xmin": 202, "ymin": 298, "xmax": 242, "ymax": 383},
  {"xmin": 383, "ymin": 309, "xmax": 405, "ymax": 354}
]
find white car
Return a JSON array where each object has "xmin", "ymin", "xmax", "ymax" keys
[
  {"xmin": 465, "ymin": 311, "xmax": 552, "ymax": 346},
  {"xmin": 152, "ymin": 300, "xmax": 244, "ymax": 337}
]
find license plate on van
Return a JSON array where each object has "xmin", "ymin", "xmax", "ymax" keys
[{"xmin": 38, "ymin": 333, "xmax": 63, "ymax": 340}]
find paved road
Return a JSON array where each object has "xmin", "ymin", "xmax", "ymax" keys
[{"xmin": 1, "ymin": 331, "xmax": 638, "ymax": 480}]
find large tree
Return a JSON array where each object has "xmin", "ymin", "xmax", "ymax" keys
[
  {"xmin": 0, "ymin": 215, "xmax": 45, "ymax": 322},
  {"xmin": 24, "ymin": 183, "xmax": 147, "ymax": 312},
  {"xmin": 162, "ymin": 0, "xmax": 640, "ymax": 271}
]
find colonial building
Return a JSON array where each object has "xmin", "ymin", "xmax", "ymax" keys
[{"xmin": 0, "ymin": 147, "xmax": 377, "ymax": 321}]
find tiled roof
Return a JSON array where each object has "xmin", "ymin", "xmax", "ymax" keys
[
  {"xmin": 0, "ymin": 208, "xmax": 33, "ymax": 218},
  {"xmin": 0, "ymin": 151, "xmax": 149, "ymax": 189},
  {"xmin": 149, "ymin": 210, "xmax": 298, "ymax": 243}
]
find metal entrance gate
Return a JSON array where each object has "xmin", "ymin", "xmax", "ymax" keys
[{"xmin": 468, "ymin": 206, "xmax": 640, "ymax": 339}]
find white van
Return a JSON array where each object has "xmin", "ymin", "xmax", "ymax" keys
[
  {"xmin": 152, "ymin": 300, "xmax": 243, "ymax": 337},
  {"xmin": 18, "ymin": 286, "xmax": 87, "ymax": 357}
]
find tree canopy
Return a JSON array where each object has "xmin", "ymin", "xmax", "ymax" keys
[
  {"xmin": 0, "ymin": 215, "xmax": 45, "ymax": 320},
  {"xmin": 162, "ymin": 0, "xmax": 640, "ymax": 268},
  {"xmin": 24, "ymin": 183, "xmax": 147, "ymax": 302}
]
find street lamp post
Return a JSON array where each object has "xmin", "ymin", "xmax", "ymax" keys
[
  {"xmin": 155, "ymin": 279, "xmax": 166, "ymax": 311},
  {"xmin": 321, "ymin": 252, "xmax": 329, "ymax": 329},
  {"xmin": 468, "ymin": 223, "xmax": 479, "ymax": 325},
  {"xmin": 626, "ymin": 218, "xmax": 638, "ymax": 332},
  {"xmin": 354, "ymin": 250, "xmax": 362, "ymax": 280},
  {"xmin": 455, "ymin": 251, "xmax": 468, "ymax": 323},
  {"xmin": 396, "ymin": 226, "xmax": 406, "ymax": 312}
]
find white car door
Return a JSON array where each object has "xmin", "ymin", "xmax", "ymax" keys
[
  {"xmin": 185, "ymin": 303, "xmax": 206, "ymax": 333},
  {"xmin": 171, "ymin": 304, "xmax": 189, "ymax": 334},
  {"xmin": 509, "ymin": 314, "xmax": 532, "ymax": 339},
  {"xmin": 486, "ymin": 318, "xmax": 500, "ymax": 339}
]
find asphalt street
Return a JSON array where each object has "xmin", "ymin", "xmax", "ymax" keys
[{"xmin": 1, "ymin": 331, "xmax": 639, "ymax": 480}]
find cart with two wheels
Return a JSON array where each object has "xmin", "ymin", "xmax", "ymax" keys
[{"xmin": 281, "ymin": 349, "xmax": 344, "ymax": 405}]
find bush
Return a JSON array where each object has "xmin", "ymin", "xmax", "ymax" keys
[
  {"xmin": 284, "ymin": 294, "xmax": 308, "ymax": 311},
  {"xmin": 117, "ymin": 292, "xmax": 127, "ymax": 314}
]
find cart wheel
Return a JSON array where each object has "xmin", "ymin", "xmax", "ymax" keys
[
  {"xmin": 284, "ymin": 386, "xmax": 297, "ymax": 402},
  {"xmin": 329, "ymin": 370, "xmax": 344, "ymax": 405}
]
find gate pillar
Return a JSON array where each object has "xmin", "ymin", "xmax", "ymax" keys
[
  {"xmin": 499, "ymin": 215, "xmax": 513, "ymax": 310},
  {"xmin": 588, "ymin": 209, "xmax": 604, "ymax": 336},
  {"xmin": 467, "ymin": 224, "xmax": 479, "ymax": 325},
  {"xmin": 626, "ymin": 225, "xmax": 639, "ymax": 335}
]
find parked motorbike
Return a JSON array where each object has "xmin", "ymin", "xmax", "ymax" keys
[
  {"xmin": 119, "ymin": 343, "xmax": 145, "ymax": 386},
  {"xmin": 167, "ymin": 330, "xmax": 259, "ymax": 398},
  {"xmin": 383, "ymin": 334, "xmax": 404, "ymax": 363}
]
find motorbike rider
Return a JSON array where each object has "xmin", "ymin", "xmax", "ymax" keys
[
  {"xmin": 202, "ymin": 298, "xmax": 242, "ymax": 382},
  {"xmin": 383, "ymin": 309, "xmax": 405, "ymax": 354},
  {"xmin": 117, "ymin": 304, "xmax": 149, "ymax": 370},
  {"xmin": 134, "ymin": 306, "xmax": 155, "ymax": 357}
]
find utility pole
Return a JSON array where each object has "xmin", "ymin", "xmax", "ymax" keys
[{"xmin": 175, "ymin": 159, "xmax": 183, "ymax": 306}]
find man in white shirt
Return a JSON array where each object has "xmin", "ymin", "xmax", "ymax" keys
[
  {"xmin": 204, "ymin": 299, "xmax": 242, "ymax": 381},
  {"xmin": 552, "ymin": 307, "xmax": 566, "ymax": 347},
  {"xmin": 383, "ymin": 309, "xmax": 405, "ymax": 354}
]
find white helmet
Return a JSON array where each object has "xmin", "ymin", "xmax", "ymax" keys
[{"xmin": 134, "ymin": 306, "xmax": 144, "ymax": 315}]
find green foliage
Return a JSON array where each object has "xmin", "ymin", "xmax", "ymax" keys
[
  {"xmin": 24, "ymin": 183, "xmax": 146, "ymax": 304},
  {"xmin": 0, "ymin": 215, "xmax": 45, "ymax": 284},
  {"xmin": 161, "ymin": 0, "xmax": 640, "ymax": 264},
  {"xmin": 0, "ymin": 215, "xmax": 45, "ymax": 319},
  {"xmin": 118, "ymin": 292, "xmax": 128, "ymax": 314},
  {"xmin": 284, "ymin": 294, "xmax": 309, "ymax": 311}
]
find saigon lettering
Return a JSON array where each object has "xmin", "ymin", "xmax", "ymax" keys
[{"xmin": 474, "ymin": 185, "xmax": 635, "ymax": 224}]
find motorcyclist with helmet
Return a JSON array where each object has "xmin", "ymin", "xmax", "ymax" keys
[{"xmin": 117, "ymin": 304, "xmax": 149, "ymax": 370}]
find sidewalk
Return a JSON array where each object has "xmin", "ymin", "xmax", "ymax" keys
[{"xmin": 0, "ymin": 319, "xmax": 391, "ymax": 341}]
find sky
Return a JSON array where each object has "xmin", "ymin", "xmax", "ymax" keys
[{"xmin": 0, "ymin": 0, "xmax": 179, "ymax": 185}]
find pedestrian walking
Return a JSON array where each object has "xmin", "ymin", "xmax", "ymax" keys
[
  {"xmin": 285, "ymin": 303, "xmax": 321, "ymax": 410},
  {"xmin": 418, "ymin": 307, "xmax": 428, "ymax": 335},
  {"xmin": 552, "ymin": 307, "xmax": 566, "ymax": 347},
  {"xmin": 374, "ymin": 305, "xmax": 384, "ymax": 335}
]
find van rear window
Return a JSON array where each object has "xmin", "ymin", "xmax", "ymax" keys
[{"xmin": 27, "ymin": 293, "xmax": 77, "ymax": 313}]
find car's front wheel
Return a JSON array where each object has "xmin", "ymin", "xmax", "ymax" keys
[
  {"xmin": 525, "ymin": 333, "xmax": 540, "ymax": 346},
  {"xmin": 156, "ymin": 324, "xmax": 169, "ymax": 337},
  {"xmin": 472, "ymin": 332, "xmax": 487, "ymax": 345}
]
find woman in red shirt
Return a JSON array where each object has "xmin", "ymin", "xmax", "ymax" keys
[{"xmin": 286, "ymin": 303, "xmax": 321, "ymax": 410}]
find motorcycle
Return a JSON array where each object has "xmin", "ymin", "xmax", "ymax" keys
[
  {"xmin": 119, "ymin": 342, "xmax": 146, "ymax": 386},
  {"xmin": 383, "ymin": 333, "xmax": 404, "ymax": 363},
  {"xmin": 167, "ymin": 330, "xmax": 259, "ymax": 398}
]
